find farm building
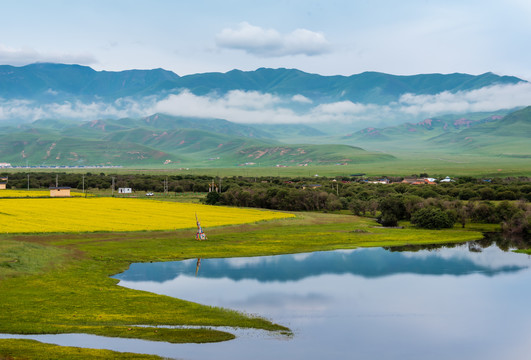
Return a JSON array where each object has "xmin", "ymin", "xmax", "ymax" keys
[
  {"xmin": 49, "ymin": 187, "xmax": 71, "ymax": 197},
  {"xmin": 0, "ymin": 177, "xmax": 7, "ymax": 190},
  {"xmin": 118, "ymin": 188, "xmax": 132, "ymax": 194},
  {"xmin": 402, "ymin": 178, "xmax": 436, "ymax": 185},
  {"xmin": 440, "ymin": 176, "xmax": 454, "ymax": 183}
]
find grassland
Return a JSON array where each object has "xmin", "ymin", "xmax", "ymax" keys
[
  {"xmin": 2, "ymin": 149, "xmax": 530, "ymax": 179},
  {"xmin": 0, "ymin": 206, "xmax": 488, "ymax": 359},
  {"xmin": 98, "ymin": 153, "xmax": 530, "ymax": 178}
]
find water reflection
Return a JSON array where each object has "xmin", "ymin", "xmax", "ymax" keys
[
  {"xmin": 109, "ymin": 241, "xmax": 531, "ymax": 360},
  {"xmin": 114, "ymin": 241, "xmax": 531, "ymax": 284},
  {"xmin": 386, "ymin": 233, "xmax": 531, "ymax": 252},
  {"xmin": 195, "ymin": 258, "xmax": 201, "ymax": 276}
]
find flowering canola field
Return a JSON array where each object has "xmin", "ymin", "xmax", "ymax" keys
[
  {"xmin": 0, "ymin": 190, "xmax": 85, "ymax": 198},
  {"xmin": 0, "ymin": 198, "xmax": 294, "ymax": 233}
]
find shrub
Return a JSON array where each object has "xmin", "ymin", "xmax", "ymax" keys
[
  {"xmin": 458, "ymin": 188, "xmax": 478, "ymax": 200},
  {"xmin": 377, "ymin": 196, "xmax": 407, "ymax": 227},
  {"xmin": 204, "ymin": 191, "xmax": 221, "ymax": 205},
  {"xmin": 411, "ymin": 207, "xmax": 456, "ymax": 229}
]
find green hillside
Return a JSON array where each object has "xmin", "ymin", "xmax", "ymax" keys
[
  {"xmin": 0, "ymin": 114, "xmax": 393, "ymax": 167},
  {"xmin": 429, "ymin": 106, "xmax": 531, "ymax": 156},
  {"xmin": 337, "ymin": 109, "xmax": 527, "ymax": 154},
  {"xmin": 1, "ymin": 107, "xmax": 528, "ymax": 168},
  {"xmin": 0, "ymin": 132, "xmax": 182, "ymax": 166}
]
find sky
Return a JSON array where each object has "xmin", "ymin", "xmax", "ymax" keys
[
  {"xmin": 2, "ymin": 0, "xmax": 531, "ymax": 79},
  {"xmin": 1, "ymin": 0, "xmax": 531, "ymax": 125}
]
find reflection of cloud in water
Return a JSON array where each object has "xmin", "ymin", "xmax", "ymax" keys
[
  {"xmin": 400, "ymin": 245, "xmax": 531, "ymax": 270},
  {"xmin": 219, "ymin": 249, "xmax": 357, "ymax": 268},
  {"xmin": 119, "ymin": 275, "xmax": 335, "ymax": 316},
  {"xmin": 292, "ymin": 253, "xmax": 313, "ymax": 262},
  {"xmin": 231, "ymin": 292, "xmax": 331, "ymax": 312},
  {"xmin": 225, "ymin": 256, "xmax": 279, "ymax": 268},
  {"xmin": 115, "ymin": 245, "xmax": 531, "ymax": 286}
]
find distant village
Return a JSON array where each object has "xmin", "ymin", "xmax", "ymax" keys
[{"xmin": 0, "ymin": 163, "xmax": 122, "ymax": 169}]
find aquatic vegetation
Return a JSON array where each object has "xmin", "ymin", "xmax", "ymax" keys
[{"xmin": 0, "ymin": 198, "xmax": 294, "ymax": 234}]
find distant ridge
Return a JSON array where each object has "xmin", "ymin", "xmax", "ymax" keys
[
  {"xmin": 0, "ymin": 63, "xmax": 524, "ymax": 105},
  {"xmin": 342, "ymin": 107, "xmax": 531, "ymax": 156}
]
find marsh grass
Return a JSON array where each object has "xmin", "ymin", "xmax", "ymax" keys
[
  {"xmin": 0, "ymin": 211, "xmax": 486, "ymax": 359},
  {"xmin": 0, "ymin": 240, "xmax": 68, "ymax": 278},
  {"xmin": 0, "ymin": 339, "xmax": 163, "ymax": 359}
]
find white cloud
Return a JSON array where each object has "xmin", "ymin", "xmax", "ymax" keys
[
  {"xmin": 396, "ymin": 82, "xmax": 531, "ymax": 116},
  {"xmin": 152, "ymin": 90, "xmax": 382, "ymax": 125},
  {"xmin": 292, "ymin": 94, "xmax": 313, "ymax": 104},
  {"xmin": 152, "ymin": 83, "xmax": 531, "ymax": 127},
  {"xmin": 0, "ymin": 44, "xmax": 96, "ymax": 66},
  {"xmin": 0, "ymin": 98, "xmax": 146, "ymax": 122},
  {"xmin": 1, "ymin": 82, "xmax": 530, "ymax": 129},
  {"xmin": 153, "ymin": 90, "xmax": 305, "ymax": 124},
  {"xmin": 223, "ymin": 90, "xmax": 281, "ymax": 109},
  {"xmin": 215, "ymin": 22, "xmax": 330, "ymax": 57}
]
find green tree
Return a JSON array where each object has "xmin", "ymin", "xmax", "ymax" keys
[
  {"xmin": 377, "ymin": 196, "xmax": 407, "ymax": 227},
  {"xmin": 204, "ymin": 191, "xmax": 221, "ymax": 205},
  {"xmin": 411, "ymin": 207, "xmax": 456, "ymax": 229}
]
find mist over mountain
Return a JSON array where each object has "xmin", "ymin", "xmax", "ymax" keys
[
  {"xmin": 1, "ymin": 63, "xmax": 529, "ymax": 131},
  {"xmin": 1, "ymin": 63, "xmax": 529, "ymax": 167}
]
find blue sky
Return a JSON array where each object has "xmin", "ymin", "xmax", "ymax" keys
[{"xmin": 2, "ymin": 0, "xmax": 531, "ymax": 79}]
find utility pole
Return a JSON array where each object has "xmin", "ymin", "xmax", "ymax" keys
[
  {"xmin": 164, "ymin": 176, "xmax": 168, "ymax": 195},
  {"xmin": 56, "ymin": 174, "xmax": 58, "ymax": 188},
  {"xmin": 27, "ymin": 174, "xmax": 29, "ymax": 191},
  {"xmin": 82, "ymin": 175, "xmax": 85, "ymax": 194},
  {"xmin": 111, "ymin": 176, "xmax": 115, "ymax": 196}
]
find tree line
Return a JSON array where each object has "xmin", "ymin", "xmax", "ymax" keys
[
  {"xmin": 203, "ymin": 176, "xmax": 531, "ymax": 235},
  {"xmin": 2, "ymin": 172, "xmax": 530, "ymax": 235}
]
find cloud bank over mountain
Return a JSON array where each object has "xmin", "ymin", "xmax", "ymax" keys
[
  {"xmin": 2, "ymin": 81, "xmax": 531, "ymax": 130},
  {"xmin": 0, "ymin": 44, "xmax": 96, "ymax": 67},
  {"xmin": 0, "ymin": 64, "xmax": 529, "ymax": 130},
  {"xmin": 397, "ymin": 82, "xmax": 531, "ymax": 115}
]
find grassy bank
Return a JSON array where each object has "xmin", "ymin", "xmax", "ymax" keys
[{"xmin": 1, "ymin": 212, "xmax": 486, "ymax": 359}]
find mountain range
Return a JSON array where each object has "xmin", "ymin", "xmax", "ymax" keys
[
  {"xmin": 0, "ymin": 63, "xmax": 523, "ymax": 105},
  {"xmin": 0, "ymin": 63, "xmax": 529, "ymax": 167}
]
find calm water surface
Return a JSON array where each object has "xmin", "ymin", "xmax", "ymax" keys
[
  {"xmin": 3, "ymin": 243, "xmax": 531, "ymax": 359},
  {"xmin": 110, "ymin": 243, "xmax": 531, "ymax": 360}
]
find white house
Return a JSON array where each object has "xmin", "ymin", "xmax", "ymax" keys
[{"xmin": 440, "ymin": 176, "xmax": 453, "ymax": 183}]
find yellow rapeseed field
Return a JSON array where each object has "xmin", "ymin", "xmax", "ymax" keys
[
  {"xmin": 0, "ymin": 190, "xmax": 85, "ymax": 198},
  {"xmin": 0, "ymin": 198, "xmax": 294, "ymax": 233}
]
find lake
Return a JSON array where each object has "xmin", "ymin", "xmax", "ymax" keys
[
  {"xmin": 110, "ymin": 241, "xmax": 531, "ymax": 360},
  {"xmin": 2, "ymin": 241, "xmax": 531, "ymax": 359}
]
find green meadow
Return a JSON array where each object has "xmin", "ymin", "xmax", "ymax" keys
[{"xmin": 108, "ymin": 154, "xmax": 531, "ymax": 178}]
